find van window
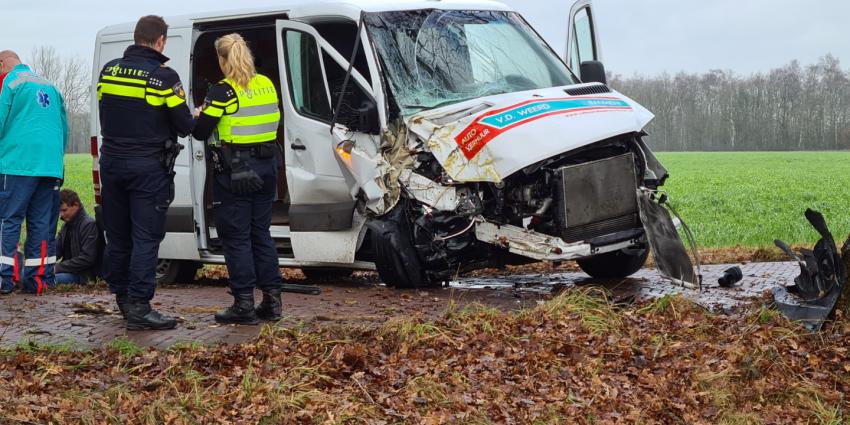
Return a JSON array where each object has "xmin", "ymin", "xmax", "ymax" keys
[
  {"xmin": 322, "ymin": 51, "xmax": 371, "ymax": 129},
  {"xmin": 573, "ymin": 8, "xmax": 595, "ymax": 64},
  {"xmin": 465, "ymin": 23, "xmax": 552, "ymax": 88},
  {"xmin": 312, "ymin": 20, "xmax": 372, "ymax": 82},
  {"xmin": 283, "ymin": 30, "xmax": 332, "ymax": 121},
  {"xmin": 365, "ymin": 10, "xmax": 577, "ymax": 116}
]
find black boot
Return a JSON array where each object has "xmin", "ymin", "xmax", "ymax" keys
[
  {"xmin": 125, "ymin": 298, "xmax": 177, "ymax": 331},
  {"xmin": 115, "ymin": 293, "xmax": 129, "ymax": 318},
  {"xmin": 215, "ymin": 292, "xmax": 259, "ymax": 325},
  {"xmin": 255, "ymin": 288, "xmax": 282, "ymax": 321}
]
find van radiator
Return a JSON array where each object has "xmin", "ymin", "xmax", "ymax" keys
[{"xmin": 555, "ymin": 153, "xmax": 640, "ymax": 243}]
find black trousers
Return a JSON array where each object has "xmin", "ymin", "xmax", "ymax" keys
[
  {"xmin": 100, "ymin": 156, "xmax": 170, "ymax": 300},
  {"xmin": 214, "ymin": 155, "xmax": 281, "ymax": 294}
]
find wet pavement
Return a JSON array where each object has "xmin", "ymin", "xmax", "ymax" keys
[
  {"xmin": 456, "ymin": 261, "xmax": 797, "ymax": 313},
  {"xmin": 0, "ymin": 262, "xmax": 798, "ymax": 350}
]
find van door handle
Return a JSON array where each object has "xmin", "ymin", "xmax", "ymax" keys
[{"xmin": 291, "ymin": 143, "xmax": 307, "ymax": 151}]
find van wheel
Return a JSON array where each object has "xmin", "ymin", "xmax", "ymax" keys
[
  {"xmin": 156, "ymin": 259, "xmax": 201, "ymax": 284},
  {"xmin": 577, "ymin": 248, "xmax": 649, "ymax": 279},
  {"xmin": 302, "ymin": 268, "xmax": 354, "ymax": 281},
  {"xmin": 371, "ymin": 227, "xmax": 431, "ymax": 289}
]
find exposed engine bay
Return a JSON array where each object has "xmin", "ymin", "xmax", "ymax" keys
[{"xmin": 367, "ymin": 131, "xmax": 681, "ymax": 287}]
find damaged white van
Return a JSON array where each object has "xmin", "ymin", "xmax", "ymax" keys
[{"xmin": 91, "ymin": 0, "xmax": 685, "ymax": 288}]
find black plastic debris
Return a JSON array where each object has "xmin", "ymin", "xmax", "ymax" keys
[
  {"xmin": 718, "ymin": 266, "xmax": 743, "ymax": 288},
  {"xmin": 636, "ymin": 189, "xmax": 700, "ymax": 289},
  {"xmin": 773, "ymin": 209, "xmax": 846, "ymax": 332}
]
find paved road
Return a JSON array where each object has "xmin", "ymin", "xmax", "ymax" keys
[{"xmin": 0, "ymin": 262, "xmax": 797, "ymax": 350}]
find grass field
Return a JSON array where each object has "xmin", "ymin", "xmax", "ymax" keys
[
  {"xmin": 657, "ymin": 152, "xmax": 850, "ymax": 248},
  {"xmin": 62, "ymin": 152, "xmax": 850, "ymax": 249},
  {"xmin": 64, "ymin": 153, "xmax": 96, "ymax": 213}
]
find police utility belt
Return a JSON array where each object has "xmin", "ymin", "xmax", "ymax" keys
[{"xmin": 210, "ymin": 142, "xmax": 276, "ymax": 174}]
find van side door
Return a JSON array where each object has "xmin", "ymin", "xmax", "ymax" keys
[{"xmin": 566, "ymin": 0, "xmax": 602, "ymax": 80}]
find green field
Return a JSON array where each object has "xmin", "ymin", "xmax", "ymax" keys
[
  {"xmin": 65, "ymin": 153, "xmax": 96, "ymax": 212},
  {"xmin": 62, "ymin": 152, "xmax": 850, "ymax": 249},
  {"xmin": 657, "ymin": 152, "xmax": 850, "ymax": 248}
]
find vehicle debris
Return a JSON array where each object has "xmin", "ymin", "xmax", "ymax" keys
[
  {"xmin": 636, "ymin": 189, "xmax": 701, "ymax": 289},
  {"xmin": 718, "ymin": 266, "xmax": 743, "ymax": 288},
  {"xmin": 773, "ymin": 209, "xmax": 847, "ymax": 332}
]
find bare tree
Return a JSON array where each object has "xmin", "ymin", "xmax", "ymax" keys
[
  {"xmin": 610, "ymin": 55, "xmax": 850, "ymax": 151},
  {"xmin": 28, "ymin": 46, "xmax": 91, "ymax": 154}
]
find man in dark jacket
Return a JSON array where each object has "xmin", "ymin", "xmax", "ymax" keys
[{"xmin": 55, "ymin": 190, "xmax": 101, "ymax": 284}]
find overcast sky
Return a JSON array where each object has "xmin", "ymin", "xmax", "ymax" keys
[{"xmin": 1, "ymin": 0, "xmax": 847, "ymax": 76}]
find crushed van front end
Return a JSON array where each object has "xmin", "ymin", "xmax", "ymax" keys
[
  {"xmin": 366, "ymin": 95, "xmax": 670, "ymax": 286},
  {"xmin": 357, "ymin": 8, "xmax": 692, "ymax": 288}
]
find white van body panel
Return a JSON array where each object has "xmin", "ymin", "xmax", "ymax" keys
[
  {"xmin": 159, "ymin": 233, "xmax": 202, "ymax": 260},
  {"xmin": 408, "ymin": 86, "xmax": 653, "ymax": 183},
  {"xmin": 289, "ymin": 214, "xmax": 368, "ymax": 263}
]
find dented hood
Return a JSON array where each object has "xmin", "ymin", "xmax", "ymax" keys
[{"xmin": 407, "ymin": 85, "xmax": 655, "ymax": 183}]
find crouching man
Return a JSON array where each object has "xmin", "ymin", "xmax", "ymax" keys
[{"xmin": 55, "ymin": 190, "xmax": 101, "ymax": 284}]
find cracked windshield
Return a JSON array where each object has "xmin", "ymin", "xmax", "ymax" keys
[{"xmin": 365, "ymin": 10, "xmax": 578, "ymax": 115}]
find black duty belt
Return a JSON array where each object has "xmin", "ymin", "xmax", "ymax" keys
[{"xmin": 221, "ymin": 142, "xmax": 277, "ymax": 159}]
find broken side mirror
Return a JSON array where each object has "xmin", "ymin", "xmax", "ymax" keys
[
  {"xmin": 355, "ymin": 98, "xmax": 380, "ymax": 135},
  {"xmin": 580, "ymin": 60, "xmax": 607, "ymax": 85}
]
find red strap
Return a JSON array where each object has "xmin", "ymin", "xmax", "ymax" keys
[
  {"xmin": 13, "ymin": 243, "xmax": 20, "ymax": 284},
  {"xmin": 36, "ymin": 240, "xmax": 47, "ymax": 296}
]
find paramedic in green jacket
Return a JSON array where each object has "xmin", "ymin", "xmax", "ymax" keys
[{"xmin": 0, "ymin": 50, "xmax": 68, "ymax": 295}]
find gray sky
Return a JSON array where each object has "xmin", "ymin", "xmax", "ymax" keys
[{"xmin": 2, "ymin": 0, "xmax": 848, "ymax": 76}]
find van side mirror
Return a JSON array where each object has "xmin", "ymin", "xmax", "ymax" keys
[
  {"xmin": 580, "ymin": 61, "xmax": 607, "ymax": 85},
  {"xmin": 356, "ymin": 98, "xmax": 380, "ymax": 135}
]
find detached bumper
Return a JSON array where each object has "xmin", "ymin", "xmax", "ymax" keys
[{"xmin": 475, "ymin": 220, "xmax": 644, "ymax": 262}]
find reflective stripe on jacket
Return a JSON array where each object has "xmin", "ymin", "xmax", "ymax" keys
[
  {"xmin": 96, "ymin": 45, "xmax": 194, "ymax": 159},
  {"xmin": 212, "ymin": 74, "xmax": 281, "ymax": 144}
]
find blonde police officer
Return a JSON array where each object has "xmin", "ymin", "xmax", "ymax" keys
[{"xmin": 192, "ymin": 33, "xmax": 283, "ymax": 325}]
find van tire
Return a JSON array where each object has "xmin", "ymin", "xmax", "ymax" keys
[
  {"xmin": 577, "ymin": 248, "xmax": 649, "ymax": 279},
  {"xmin": 371, "ymin": 227, "xmax": 431, "ymax": 289},
  {"xmin": 302, "ymin": 268, "xmax": 354, "ymax": 281},
  {"xmin": 156, "ymin": 259, "xmax": 201, "ymax": 285}
]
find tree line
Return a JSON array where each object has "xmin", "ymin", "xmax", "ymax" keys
[{"xmin": 609, "ymin": 55, "xmax": 850, "ymax": 151}]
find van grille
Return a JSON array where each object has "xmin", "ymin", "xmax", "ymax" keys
[
  {"xmin": 555, "ymin": 153, "xmax": 640, "ymax": 242},
  {"xmin": 565, "ymin": 84, "xmax": 612, "ymax": 96},
  {"xmin": 560, "ymin": 214, "xmax": 639, "ymax": 243}
]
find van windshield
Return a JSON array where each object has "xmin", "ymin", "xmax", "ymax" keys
[{"xmin": 364, "ymin": 10, "xmax": 578, "ymax": 116}]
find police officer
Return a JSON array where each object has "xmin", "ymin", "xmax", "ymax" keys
[
  {"xmin": 192, "ymin": 33, "xmax": 283, "ymax": 325},
  {"xmin": 97, "ymin": 15, "xmax": 193, "ymax": 330}
]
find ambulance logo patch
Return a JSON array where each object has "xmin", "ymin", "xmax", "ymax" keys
[{"xmin": 36, "ymin": 90, "xmax": 50, "ymax": 108}]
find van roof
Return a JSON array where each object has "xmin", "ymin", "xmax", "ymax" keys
[{"xmin": 97, "ymin": 0, "xmax": 514, "ymax": 36}]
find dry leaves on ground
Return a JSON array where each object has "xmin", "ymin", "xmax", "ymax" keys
[{"xmin": 0, "ymin": 290, "xmax": 847, "ymax": 424}]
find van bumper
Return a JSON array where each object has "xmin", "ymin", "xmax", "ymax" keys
[{"xmin": 474, "ymin": 220, "xmax": 644, "ymax": 262}]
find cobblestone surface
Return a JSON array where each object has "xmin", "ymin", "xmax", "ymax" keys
[{"xmin": 0, "ymin": 262, "xmax": 798, "ymax": 350}]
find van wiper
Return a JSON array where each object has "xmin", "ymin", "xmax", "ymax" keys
[{"xmin": 403, "ymin": 98, "xmax": 468, "ymax": 113}]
